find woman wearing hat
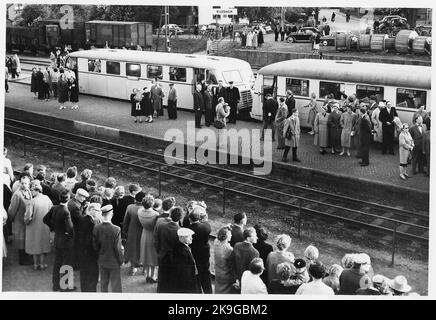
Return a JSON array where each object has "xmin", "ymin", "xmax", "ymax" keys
[
  {"xmin": 141, "ymin": 86, "xmax": 154, "ymax": 123},
  {"xmin": 389, "ymin": 275, "xmax": 412, "ymax": 295},
  {"xmin": 314, "ymin": 105, "xmax": 329, "ymax": 154},
  {"xmin": 131, "ymin": 88, "xmax": 144, "ymax": 123},
  {"xmin": 398, "ymin": 123, "xmax": 414, "ymax": 180}
]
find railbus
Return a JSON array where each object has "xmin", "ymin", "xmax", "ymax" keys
[
  {"xmin": 68, "ymin": 49, "xmax": 254, "ymax": 114},
  {"xmin": 251, "ymin": 59, "xmax": 431, "ymax": 127}
]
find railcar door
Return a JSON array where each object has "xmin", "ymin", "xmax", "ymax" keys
[
  {"xmin": 125, "ymin": 62, "xmax": 145, "ymax": 100},
  {"xmin": 106, "ymin": 60, "xmax": 126, "ymax": 99}
]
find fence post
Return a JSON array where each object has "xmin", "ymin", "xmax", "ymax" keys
[
  {"xmin": 158, "ymin": 164, "xmax": 162, "ymax": 197},
  {"xmin": 106, "ymin": 151, "xmax": 110, "ymax": 177},
  {"xmin": 298, "ymin": 198, "xmax": 302, "ymax": 239},
  {"xmin": 390, "ymin": 222, "xmax": 397, "ymax": 267},
  {"xmin": 23, "ymin": 134, "xmax": 26, "ymax": 157},
  {"xmin": 61, "ymin": 140, "xmax": 65, "ymax": 170},
  {"xmin": 222, "ymin": 178, "xmax": 225, "ymax": 216}
]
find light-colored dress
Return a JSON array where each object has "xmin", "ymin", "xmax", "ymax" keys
[
  {"xmin": 24, "ymin": 193, "xmax": 52, "ymax": 255},
  {"xmin": 399, "ymin": 131, "xmax": 415, "ymax": 164},
  {"xmin": 283, "ymin": 116, "xmax": 300, "ymax": 147},
  {"xmin": 214, "ymin": 240, "xmax": 235, "ymax": 294},
  {"xmin": 340, "ymin": 111, "xmax": 355, "ymax": 148},
  {"xmin": 275, "ymin": 104, "xmax": 288, "ymax": 148},
  {"xmin": 246, "ymin": 32, "xmax": 253, "ymax": 47},
  {"xmin": 372, "ymin": 107, "xmax": 383, "ymax": 143},
  {"xmin": 252, "ymin": 30, "xmax": 258, "ymax": 47},
  {"xmin": 314, "ymin": 112, "xmax": 329, "ymax": 147},
  {"xmin": 138, "ymin": 207, "xmax": 159, "ymax": 267}
]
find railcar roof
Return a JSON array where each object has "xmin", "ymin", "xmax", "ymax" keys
[
  {"xmin": 69, "ymin": 49, "xmax": 251, "ymax": 70},
  {"xmin": 258, "ymin": 59, "xmax": 431, "ymax": 89},
  {"xmin": 85, "ymin": 20, "xmax": 150, "ymax": 25}
]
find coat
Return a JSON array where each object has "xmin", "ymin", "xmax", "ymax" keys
[
  {"xmin": 338, "ymin": 268, "xmax": 365, "ymax": 295},
  {"xmin": 189, "ymin": 221, "xmax": 211, "ymax": 266},
  {"xmin": 232, "ymin": 241, "xmax": 260, "ymax": 280},
  {"xmin": 43, "ymin": 204, "xmax": 74, "ymax": 249},
  {"xmin": 263, "ymin": 98, "xmax": 278, "ymax": 122},
  {"xmin": 266, "ymin": 250, "xmax": 295, "ymax": 285},
  {"xmin": 8, "ymin": 188, "xmax": 32, "ymax": 249},
  {"xmin": 141, "ymin": 91, "xmax": 153, "ymax": 116},
  {"xmin": 112, "ymin": 195, "xmax": 134, "ymax": 230},
  {"xmin": 340, "ymin": 111, "xmax": 355, "ymax": 148},
  {"xmin": 328, "ymin": 111, "xmax": 342, "ymax": 147},
  {"xmin": 150, "ymin": 85, "xmax": 164, "ymax": 111},
  {"xmin": 203, "ymin": 90, "xmax": 214, "ymax": 111},
  {"xmin": 226, "ymin": 86, "xmax": 240, "ymax": 107},
  {"xmin": 123, "ymin": 202, "xmax": 143, "ymax": 263},
  {"xmin": 137, "ymin": 207, "xmax": 159, "ymax": 266},
  {"xmin": 92, "ymin": 222, "xmax": 123, "ymax": 268},
  {"xmin": 30, "ymin": 72, "xmax": 38, "ymax": 93},
  {"xmin": 168, "ymin": 242, "xmax": 199, "ymax": 293},
  {"xmin": 69, "ymin": 78, "xmax": 79, "ymax": 103},
  {"xmin": 229, "ymin": 224, "xmax": 243, "ymax": 247},
  {"xmin": 24, "ymin": 193, "xmax": 52, "ymax": 255},
  {"xmin": 399, "ymin": 131, "xmax": 414, "ymax": 164},
  {"xmin": 214, "ymin": 240, "xmax": 236, "ymax": 294},
  {"xmin": 193, "ymin": 90, "xmax": 205, "ymax": 111},
  {"xmin": 213, "ymin": 86, "xmax": 227, "ymax": 106},
  {"xmin": 314, "ymin": 112, "xmax": 329, "ymax": 147},
  {"xmin": 76, "ymin": 214, "xmax": 99, "ymax": 260},
  {"xmin": 360, "ymin": 116, "xmax": 373, "ymax": 153},
  {"xmin": 283, "ymin": 116, "xmax": 301, "ymax": 147},
  {"xmin": 131, "ymin": 92, "xmax": 143, "ymax": 117},
  {"xmin": 371, "ymin": 107, "xmax": 383, "ymax": 143},
  {"xmin": 409, "ymin": 124, "xmax": 426, "ymax": 153},
  {"xmin": 285, "ymin": 96, "xmax": 296, "ymax": 112}
]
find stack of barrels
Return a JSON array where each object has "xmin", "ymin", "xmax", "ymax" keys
[{"xmin": 334, "ymin": 30, "xmax": 431, "ymax": 55}]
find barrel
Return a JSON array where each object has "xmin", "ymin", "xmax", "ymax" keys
[
  {"xmin": 384, "ymin": 37, "xmax": 396, "ymax": 51},
  {"xmin": 412, "ymin": 36, "xmax": 429, "ymax": 54},
  {"xmin": 395, "ymin": 30, "xmax": 419, "ymax": 53},
  {"xmin": 370, "ymin": 34, "xmax": 388, "ymax": 51},
  {"xmin": 425, "ymin": 37, "xmax": 432, "ymax": 55},
  {"xmin": 358, "ymin": 34, "xmax": 371, "ymax": 51},
  {"xmin": 347, "ymin": 34, "xmax": 359, "ymax": 51},
  {"xmin": 335, "ymin": 33, "xmax": 348, "ymax": 51}
]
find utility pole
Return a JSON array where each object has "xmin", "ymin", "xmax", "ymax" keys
[
  {"xmin": 165, "ymin": 6, "xmax": 170, "ymax": 52},
  {"xmin": 156, "ymin": 6, "xmax": 163, "ymax": 52}
]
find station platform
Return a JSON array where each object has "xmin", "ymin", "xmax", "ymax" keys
[{"xmin": 4, "ymin": 76, "xmax": 430, "ymax": 206}]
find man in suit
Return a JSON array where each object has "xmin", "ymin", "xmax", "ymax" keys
[
  {"xmin": 359, "ymin": 107, "xmax": 373, "ymax": 166},
  {"xmin": 115, "ymin": 184, "xmax": 141, "ymax": 241},
  {"xmin": 92, "ymin": 205, "xmax": 124, "ymax": 292},
  {"xmin": 50, "ymin": 173, "xmax": 67, "ymax": 205},
  {"xmin": 261, "ymin": 94, "xmax": 278, "ymax": 141},
  {"xmin": 193, "ymin": 84, "xmax": 205, "ymax": 128},
  {"xmin": 188, "ymin": 207, "xmax": 212, "ymax": 293},
  {"xmin": 155, "ymin": 196, "xmax": 176, "ymax": 229},
  {"xmin": 35, "ymin": 165, "xmax": 52, "ymax": 199},
  {"xmin": 213, "ymin": 80, "xmax": 227, "ymax": 106},
  {"xmin": 285, "ymin": 90, "xmax": 295, "ymax": 113},
  {"xmin": 226, "ymin": 81, "xmax": 240, "ymax": 124},
  {"xmin": 203, "ymin": 84, "xmax": 214, "ymax": 127},
  {"xmin": 154, "ymin": 206, "xmax": 183, "ymax": 293},
  {"xmin": 230, "ymin": 212, "xmax": 247, "ymax": 247},
  {"xmin": 68, "ymin": 188, "xmax": 89, "ymax": 270},
  {"xmin": 43, "ymin": 190, "xmax": 75, "ymax": 292},
  {"xmin": 151, "ymin": 78, "xmax": 165, "ymax": 117},
  {"xmin": 274, "ymin": 24, "xmax": 280, "ymax": 41},
  {"xmin": 379, "ymin": 101, "xmax": 398, "ymax": 155},
  {"xmin": 167, "ymin": 83, "xmax": 178, "ymax": 120},
  {"xmin": 409, "ymin": 115, "xmax": 427, "ymax": 174},
  {"xmin": 231, "ymin": 227, "xmax": 260, "ymax": 281},
  {"xmin": 170, "ymin": 228, "xmax": 199, "ymax": 293}
]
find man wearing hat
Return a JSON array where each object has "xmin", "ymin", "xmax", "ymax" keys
[
  {"xmin": 379, "ymin": 100, "xmax": 398, "ymax": 155},
  {"xmin": 338, "ymin": 253, "xmax": 370, "ymax": 295},
  {"xmin": 261, "ymin": 94, "xmax": 278, "ymax": 142},
  {"xmin": 193, "ymin": 83, "xmax": 205, "ymax": 128},
  {"xmin": 167, "ymin": 83, "xmax": 178, "ymax": 120},
  {"xmin": 389, "ymin": 275, "xmax": 412, "ymax": 296},
  {"xmin": 226, "ymin": 80, "xmax": 240, "ymax": 124},
  {"xmin": 168, "ymin": 227, "xmax": 200, "ymax": 293},
  {"xmin": 92, "ymin": 204, "xmax": 124, "ymax": 292},
  {"xmin": 359, "ymin": 107, "xmax": 373, "ymax": 166},
  {"xmin": 68, "ymin": 188, "xmax": 89, "ymax": 270}
]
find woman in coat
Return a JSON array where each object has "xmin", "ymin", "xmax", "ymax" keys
[
  {"xmin": 275, "ymin": 97, "xmax": 288, "ymax": 149},
  {"xmin": 266, "ymin": 234, "xmax": 295, "ymax": 286},
  {"xmin": 371, "ymin": 102, "xmax": 384, "ymax": 144},
  {"xmin": 24, "ymin": 180, "xmax": 52, "ymax": 270},
  {"xmin": 282, "ymin": 108, "xmax": 301, "ymax": 162},
  {"xmin": 69, "ymin": 71, "xmax": 79, "ymax": 110},
  {"xmin": 57, "ymin": 71, "xmax": 69, "ymax": 110},
  {"xmin": 398, "ymin": 123, "xmax": 415, "ymax": 180},
  {"xmin": 142, "ymin": 87, "xmax": 154, "ymax": 123},
  {"xmin": 8, "ymin": 174, "xmax": 32, "ymax": 265},
  {"xmin": 30, "ymin": 67, "xmax": 38, "ymax": 98},
  {"xmin": 340, "ymin": 105, "xmax": 355, "ymax": 156},
  {"xmin": 216, "ymin": 98, "xmax": 231, "ymax": 148},
  {"xmin": 36, "ymin": 67, "xmax": 45, "ymax": 100},
  {"xmin": 214, "ymin": 226, "xmax": 237, "ymax": 294},
  {"xmin": 327, "ymin": 103, "xmax": 342, "ymax": 154},
  {"xmin": 137, "ymin": 194, "xmax": 159, "ymax": 283},
  {"xmin": 130, "ymin": 88, "xmax": 143, "ymax": 123},
  {"xmin": 257, "ymin": 28, "xmax": 264, "ymax": 47},
  {"xmin": 314, "ymin": 105, "xmax": 329, "ymax": 154},
  {"xmin": 305, "ymin": 92, "xmax": 321, "ymax": 135},
  {"xmin": 123, "ymin": 191, "xmax": 145, "ymax": 275}
]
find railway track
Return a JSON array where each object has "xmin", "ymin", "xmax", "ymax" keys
[{"xmin": 4, "ymin": 118, "xmax": 429, "ymax": 250}]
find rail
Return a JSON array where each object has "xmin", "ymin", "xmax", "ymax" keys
[{"xmin": 4, "ymin": 123, "xmax": 429, "ymax": 266}]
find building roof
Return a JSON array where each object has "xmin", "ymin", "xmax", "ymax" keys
[
  {"xmin": 258, "ymin": 59, "xmax": 431, "ymax": 89},
  {"xmin": 69, "ymin": 49, "xmax": 252, "ymax": 71}
]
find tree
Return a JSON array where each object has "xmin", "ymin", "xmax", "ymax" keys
[{"xmin": 19, "ymin": 4, "xmax": 47, "ymax": 26}]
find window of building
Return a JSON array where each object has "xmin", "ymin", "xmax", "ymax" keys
[
  {"xmin": 88, "ymin": 59, "xmax": 101, "ymax": 73},
  {"xmin": 106, "ymin": 61, "xmax": 120, "ymax": 75},
  {"xmin": 356, "ymin": 85, "xmax": 384, "ymax": 101},
  {"xmin": 286, "ymin": 78, "xmax": 309, "ymax": 97},
  {"xmin": 147, "ymin": 65, "xmax": 163, "ymax": 79},
  {"xmin": 396, "ymin": 88, "xmax": 427, "ymax": 109},
  {"xmin": 126, "ymin": 63, "xmax": 141, "ymax": 77},
  {"xmin": 319, "ymin": 81, "xmax": 344, "ymax": 100},
  {"xmin": 169, "ymin": 67, "xmax": 186, "ymax": 82}
]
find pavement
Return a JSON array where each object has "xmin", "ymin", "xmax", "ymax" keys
[{"xmin": 4, "ymin": 78, "xmax": 430, "ymax": 193}]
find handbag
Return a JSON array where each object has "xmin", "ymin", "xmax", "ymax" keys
[
  {"xmin": 214, "ymin": 119, "xmax": 225, "ymax": 129},
  {"xmin": 285, "ymin": 125, "xmax": 293, "ymax": 139}
]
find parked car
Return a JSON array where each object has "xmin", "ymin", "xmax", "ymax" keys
[
  {"xmin": 287, "ymin": 27, "xmax": 320, "ymax": 43},
  {"xmin": 160, "ymin": 24, "xmax": 184, "ymax": 35}
]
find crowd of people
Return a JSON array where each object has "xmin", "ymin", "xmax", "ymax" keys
[
  {"xmin": 261, "ymin": 90, "xmax": 431, "ymax": 178},
  {"xmin": 238, "ymin": 25, "xmax": 265, "ymax": 49},
  {"xmin": 5, "ymin": 53, "xmax": 21, "ymax": 93},
  {"xmin": 1, "ymin": 158, "xmax": 419, "ymax": 295}
]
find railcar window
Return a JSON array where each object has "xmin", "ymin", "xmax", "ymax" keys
[
  {"xmin": 356, "ymin": 85, "xmax": 384, "ymax": 101},
  {"xmin": 126, "ymin": 63, "xmax": 141, "ymax": 77},
  {"xmin": 222, "ymin": 70, "xmax": 243, "ymax": 84},
  {"xmin": 286, "ymin": 78, "xmax": 309, "ymax": 96},
  {"xmin": 396, "ymin": 88, "xmax": 427, "ymax": 109},
  {"xmin": 67, "ymin": 57, "xmax": 77, "ymax": 70},
  {"xmin": 106, "ymin": 61, "xmax": 120, "ymax": 75},
  {"xmin": 169, "ymin": 67, "xmax": 186, "ymax": 82},
  {"xmin": 88, "ymin": 59, "xmax": 101, "ymax": 73},
  {"xmin": 206, "ymin": 70, "xmax": 218, "ymax": 84},
  {"xmin": 319, "ymin": 81, "xmax": 344, "ymax": 100},
  {"xmin": 147, "ymin": 65, "xmax": 163, "ymax": 80}
]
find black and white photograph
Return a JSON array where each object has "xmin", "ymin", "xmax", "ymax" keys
[{"xmin": 0, "ymin": 0, "xmax": 433, "ymax": 300}]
